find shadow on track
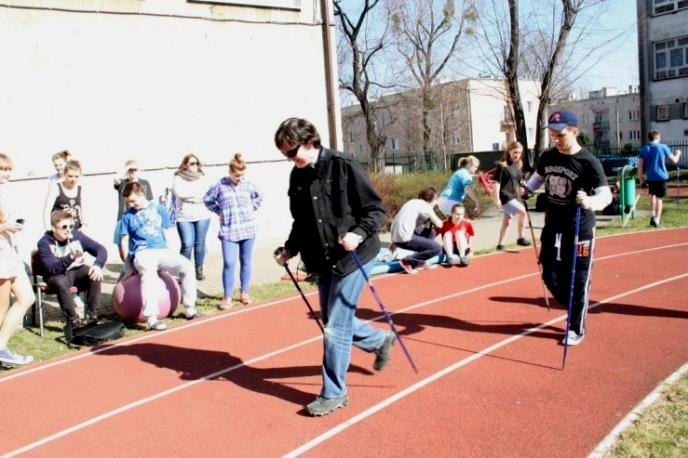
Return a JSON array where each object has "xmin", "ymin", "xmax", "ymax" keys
[{"xmin": 95, "ymin": 343, "xmax": 374, "ymax": 413}]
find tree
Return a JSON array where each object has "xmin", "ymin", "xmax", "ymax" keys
[
  {"xmin": 473, "ymin": 0, "xmax": 531, "ymax": 169},
  {"xmin": 389, "ymin": 0, "xmax": 477, "ymax": 163},
  {"xmin": 334, "ymin": 0, "xmax": 391, "ymax": 173}
]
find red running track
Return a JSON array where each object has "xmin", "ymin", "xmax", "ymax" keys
[{"xmin": 1, "ymin": 228, "xmax": 687, "ymax": 457}]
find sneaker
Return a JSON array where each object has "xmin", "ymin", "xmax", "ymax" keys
[
  {"xmin": 517, "ymin": 238, "xmax": 531, "ymax": 247},
  {"xmin": 195, "ymin": 265, "xmax": 205, "ymax": 281},
  {"xmin": 399, "ymin": 259, "xmax": 418, "ymax": 275},
  {"xmin": 423, "ymin": 263, "xmax": 439, "ymax": 270},
  {"xmin": 0, "ymin": 348, "xmax": 33, "ymax": 367},
  {"xmin": 561, "ymin": 330, "xmax": 585, "ymax": 346},
  {"xmin": 147, "ymin": 321, "xmax": 168, "ymax": 331},
  {"xmin": 306, "ymin": 395, "xmax": 349, "ymax": 417},
  {"xmin": 449, "ymin": 255, "xmax": 462, "ymax": 266},
  {"xmin": 373, "ymin": 331, "xmax": 396, "ymax": 371},
  {"xmin": 86, "ymin": 312, "xmax": 98, "ymax": 326},
  {"xmin": 496, "ymin": 244, "xmax": 505, "ymax": 252},
  {"xmin": 650, "ymin": 217, "xmax": 657, "ymax": 227},
  {"xmin": 459, "ymin": 256, "xmax": 470, "ymax": 267},
  {"xmin": 184, "ymin": 309, "xmax": 204, "ymax": 320},
  {"xmin": 239, "ymin": 293, "xmax": 252, "ymax": 305}
]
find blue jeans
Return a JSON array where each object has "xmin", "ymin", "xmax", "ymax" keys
[
  {"xmin": 220, "ymin": 237, "xmax": 255, "ymax": 297},
  {"xmin": 176, "ymin": 219, "xmax": 211, "ymax": 267},
  {"xmin": 318, "ymin": 259, "xmax": 386, "ymax": 399},
  {"xmin": 395, "ymin": 226, "xmax": 442, "ymax": 268}
]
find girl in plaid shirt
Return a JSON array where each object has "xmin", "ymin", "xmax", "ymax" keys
[{"xmin": 204, "ymin": 153, "xmax": 262, "ymax": 309}]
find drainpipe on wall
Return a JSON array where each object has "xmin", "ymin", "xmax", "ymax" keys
[{"xmin": 320, "ymin": 0, "xmax": 339, "ymax": 149}]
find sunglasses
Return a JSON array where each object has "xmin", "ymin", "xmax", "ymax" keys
[
  {"xmin": 128, "ymin": 168, "xmax": 139, "ymax": 172},
  {"xmin": 284, "ymin": 145, "xmax": 300, "ymax": 159},
  {"xmin": 60, "ymin": 224, "xmax": 75, "ymax": 230},
  {"xmin": 187, "ymin": 161, "xmax": 199, "ymax": 166},
  {"xmin": 0, "ymin": 167, "xmax": 12, "ymax": 172}
]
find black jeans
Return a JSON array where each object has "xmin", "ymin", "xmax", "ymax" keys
[
  {"xmin": 395, "ymin": 226, "xmax": 442, "ymax": 268},
  {"xmin": 46, "ymin": 265, "xmax": 101, "ymax": 322}
]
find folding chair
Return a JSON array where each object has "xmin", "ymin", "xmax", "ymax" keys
[{"xmin": 30, "ymin": 250, "xmax": 78, "ymax": 337}]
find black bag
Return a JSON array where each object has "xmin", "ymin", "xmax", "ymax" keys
[{"xmin": 67, "ymin": 321, "xmax": 125, "ymax": 346}]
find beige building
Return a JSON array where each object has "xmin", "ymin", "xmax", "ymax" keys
[
  {"xmin": 637, "ymin": 0, "xmax": 688, "ymax": 143},
  {"xmin": 341, "ymin": 79, "xmax": 541, "ymax": 160},
  {"xmin": 552, "ymin": 87, "xmax": 642, "ymax": 150}
]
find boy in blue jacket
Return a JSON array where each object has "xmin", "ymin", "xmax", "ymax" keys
[{"xmin": 37, "ymin": 210, "xmax": 108, "ymax": 328}]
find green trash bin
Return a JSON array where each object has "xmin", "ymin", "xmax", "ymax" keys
[{"xmin": 618, "ymin": 165, "xmax": 637, "ymax": 216}]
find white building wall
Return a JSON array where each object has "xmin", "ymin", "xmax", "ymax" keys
[
  {"xmin": 468, "ymin": 80, "xmax": 540, "ymax": 151},
  {"xmin": 0, "ymin": 0, "xmax": 335, "ymax": 246}
]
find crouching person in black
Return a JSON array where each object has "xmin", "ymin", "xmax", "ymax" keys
[{"xmin": 37, "ymin": 210, "xmax": 108, "ymax": 329}]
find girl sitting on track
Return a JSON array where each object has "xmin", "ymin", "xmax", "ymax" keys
[{"xmin": 438, "ymin": 204, "xmax": 474, "ymax": 267}]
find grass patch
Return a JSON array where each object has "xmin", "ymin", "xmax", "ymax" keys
[
  {"xmin": 6, "ymin": 277, "xmax": 317, "ymax": 364},
  {"xmin": 606, "ymin": 370, "xmax": 688, "ymax": 457}
]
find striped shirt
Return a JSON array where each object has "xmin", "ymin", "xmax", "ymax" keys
[{"xmin": 203, "ymin": 176, "xmax": 262, "ymax": 241}]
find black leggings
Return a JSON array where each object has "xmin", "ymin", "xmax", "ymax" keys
[{"xmin": 539, "ymin": 226, "xmax": 595, "ymax": 335}]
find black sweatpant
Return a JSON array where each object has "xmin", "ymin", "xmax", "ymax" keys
[
  {"xmin": 539, "ymin": 225, "xmax": 595, "ymax": 335},
  {"xmin": 46, "ymin": 265, "xmax": 101, "ymax": 322}
]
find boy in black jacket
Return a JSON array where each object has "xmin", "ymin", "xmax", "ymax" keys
[
  {"xmin": 273, "ymin": 118, "xmax": 395, "ymax": 417},
  {"xmin": 37, "ymin": 210, "xmax": 108, "ymax": 327}
]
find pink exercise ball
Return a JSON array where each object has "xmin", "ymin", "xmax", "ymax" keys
[{"xmin": 113, "ymin": 271, "xmax": 181, "ymax": 323}]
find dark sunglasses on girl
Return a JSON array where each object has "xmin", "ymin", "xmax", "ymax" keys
[{"xmin": 188, "ymin": 161, "xmax": 199, "ymax": 166}]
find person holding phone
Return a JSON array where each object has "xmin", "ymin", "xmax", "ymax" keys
[{"xmin": 0, "ymin": 153, "xmax": 35, "ymax": 367}]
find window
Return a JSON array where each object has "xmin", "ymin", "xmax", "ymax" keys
[
  {"xmin": 527, "ymin": 101, "xmax": 533, "ymax": 113},
  {"xmin": 657, "ymin": 105, "xmax": 670, "ymax": 121},
  {"xmin": 619, "ymin": 131, "xmax": 623, "ymax": 140},
  {"xmin": 653, "ymin": 0, "xmax": 688, "ymax": 15},
  {"xmin": 492, "ymin": 142, "xmax": 500, "ymax": 151},
  {"xmin": 628, "ymin": 110, "xmax": 633, "ymax": 120},
  {"xmin": 390, "ymin": 138, "xmax": 398, "ymax": 151},
  {"xmin": 452, "ymin": 131, "xmax": 461, "ymax": 145},
  {"xmin": 654, "ymin": 36, "xmax": 688, "ymax": 80},
  {"xmin": 349, "ymin": 132, "xmax": 355, "ymax": 144},
  {"xmin": 684, "ymin": 102, "xmax": 688, "ymax": 119}
]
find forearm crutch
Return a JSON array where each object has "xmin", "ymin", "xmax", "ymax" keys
[
  {"xmin": 351, "ymin": 251, "xmax": 419, "ymax": 373},
  {"xmin": 523, "ymin": 199, "xmax": 550, "ymax": 311},
  {"xmin": 562, "ymin": 206, "xmax": 582, "ymax": 370}
]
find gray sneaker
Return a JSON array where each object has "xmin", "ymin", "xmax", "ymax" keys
[
  {"xmin": 373, "ymin": 331, "xmax": 396, "ymax": 371},
  {"xmin": 0, "ymin": 348, "xmax": 34, "ymax": 367},
  {"xmin": 306, "ymin": 396, "xmax": 348, "ymax": 416}
]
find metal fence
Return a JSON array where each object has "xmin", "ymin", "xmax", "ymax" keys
[{"xmin": 354, "ymin": 140, "xmax": 688, "ymax": 175}]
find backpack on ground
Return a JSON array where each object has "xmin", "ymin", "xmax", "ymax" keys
[{"xmin": 66, "ymin": 320, "xmax": 125, "ymax": 347}]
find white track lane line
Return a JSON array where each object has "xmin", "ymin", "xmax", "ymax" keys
[
  {"xmin": 2, "ymin": 241, "xmax": 684, "ymax": 385},
  {"xmin": 3, "ymin": 247, "xmax": 686, "ymax": 457},
  {"xmin": 283, "ymin": 273, "xmax": 688, "ymax": 458}
]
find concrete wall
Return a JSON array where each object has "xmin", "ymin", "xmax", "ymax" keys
[{"xmin": 0, "ymin": 0, "xmax": 332, "ymax": 179}]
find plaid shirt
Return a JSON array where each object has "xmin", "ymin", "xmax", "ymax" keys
[{"xmin": 204, "ymin": 177, "xmax": 262, "ymax": 241}]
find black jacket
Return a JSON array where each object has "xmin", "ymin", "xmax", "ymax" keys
[{"xmin": 285, "ymin": 148, "xmax": 384, "ymax": 276}]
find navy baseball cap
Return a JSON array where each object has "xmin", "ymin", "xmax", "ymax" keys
[{"xmin": 546, "ymin": 110, "xmax": 577, "ymax": 132}]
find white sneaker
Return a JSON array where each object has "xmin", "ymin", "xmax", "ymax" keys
[
  {"xmin": 562, "ymin": 330, "xmax": 584, "ymax": 346},
  {"xmin": 0, "ymin": 348, "xmax": 34, "ymax": 367}
]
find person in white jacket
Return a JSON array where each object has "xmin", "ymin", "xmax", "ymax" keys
[{"xmin": 172, "ymin": 154, "xmax": 213, "ymax": 281}]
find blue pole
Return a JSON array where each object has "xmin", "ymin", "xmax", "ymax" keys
[{"xmin": 562, "ymin": 206, "xmax": 582, "ymax": 369}]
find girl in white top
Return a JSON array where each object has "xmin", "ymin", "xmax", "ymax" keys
[
  {"xmin": 48, "ymin": 150, "xmax": 72, "ymax": 184},
  {"xmin": 0, "ymin": 153, "xmax": 36, "ymax": 367},
  {"xmin": 172, "ymin": 154, "xmax": 213, "ymax": 281}
]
